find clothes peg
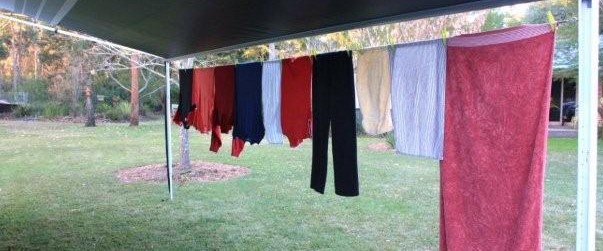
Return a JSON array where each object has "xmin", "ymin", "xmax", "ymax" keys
[
  {"xmin": 546, "ymin": 10, "xmax": 557, "ymax": 31},
  {"xmin": 441, "ymin": 27, "xmax": 448, "ymax": 45},
  {"xmin": 310, "ymin": 48, "xmax": 317, "ymax": 59}
]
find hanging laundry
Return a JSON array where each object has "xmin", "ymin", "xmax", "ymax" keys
[
  {"xmin": 173, "ymin": 69, "xmax": 195, "ymax": 129},
  {"xmin": 232, "ymin": 62, "xmax": 265, "ymax": 157},
  {"xmin": 281, "ymin": 56, "xmax": 313, "ymax": 147},
  {"xmin": 391, "ymin": 40, "xmax": 446, "ymax": 160},
  {"xmin": 186, "ymin": 69, "xmax": 201, "ymax": 128},
  {"xmin": 190, "ymin": 68, "xmax": 215, "ymax": 133},
  {"xmin": 261, "ymin": 61, "xmax": 284, "ymax": 144},
  {"xmin": 311, "ymin": 51, "xmax": 358, "ymax": 197},
  {"xmin": 356, "ymin": 48, "xmax": 393, "ymax": 135},
  {"xmin": 210, "ymin": 65, "xmax": 236, "ymax": 153},
  {"xmin": 440, "ymin": 24, "xmax": 555, "ymax": 251}
]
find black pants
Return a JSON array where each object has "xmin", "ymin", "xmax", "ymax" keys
[
  {"xmin": 177, "ymin": 69, "xmax": 194, "ymax": 129},
  {"xmin": 311, "ymin": 51, "xmax": 359, "ymax": 197}
]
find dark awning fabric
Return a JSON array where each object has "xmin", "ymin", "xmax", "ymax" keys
[{"xmin": 1, "ymin": 0, "xmax": 536, "ymax": 59}]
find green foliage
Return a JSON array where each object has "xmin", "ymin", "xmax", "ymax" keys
[
  {"xmin": 525, "ymin": 0, "xmax": 578, "ymax": 71},
  {"xmin": 385, "ymin": 132, "xmax": 395, "ymax": 147},
  {"xmin": 11, "ymin": 104, "xmax": 32, "ymax": 117},
  {"xmin": 105, "ymin": 101, "xmax": 131, "ymax": 121},
  {"xmin": 95, "ymin": 102, "xmax": 111, "ymax": 114},
  {"xmin": 93, "ymin": 72, "xmax": 130, "ymax": 103},
  {"xmin": 11, "ymin": 80, "xmax": 69, "ymax": 118},
  {"xmin": 482, "ymin": 11, "xmax": 507, "ymax": 31},
  {"xmin": 0, "ymin": 43, "xmax": 7, "ymax": 60},
  {"xmin": 19, "ymin": 79, "xmax": 50, "ymax": 102},
  {"xmin": 41, "ymin": 102, "xmax": 69, "ymax": 118}
]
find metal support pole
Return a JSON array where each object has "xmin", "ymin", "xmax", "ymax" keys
[
  {"xmin": 576, "ymin": 0, "xmax": 599, "ymax": 249},
  {"xmin": 560, "ymin": 78, "xmax": 565, "ymax": 124},
  {"xmin": 164, "ymin": 61, "xmax": 174, "ymax": 200}
]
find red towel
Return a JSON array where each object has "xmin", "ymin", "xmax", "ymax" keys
[
  {"xmin": 191, "ymin": 68, "xmax": 215, "ymax": 133},
  {"xmin": 210, "ymin": 65, "xmax": 236, "ymax": 153},
  {"xmin": 281, "ymin": 56, "xmax": 313, "ymax": 147},
  {"xmin": 440, "ymin": 24, "xmax": 554, "ymax": 251}
]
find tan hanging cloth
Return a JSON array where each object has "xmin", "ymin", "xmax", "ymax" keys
[{"xmin": 355, "ymin": 48, "xmax": 393, "ymax": 135}]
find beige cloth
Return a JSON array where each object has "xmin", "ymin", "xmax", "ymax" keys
[{"xmin": 356, "ymin": 48, "xmax": 393, "ymax": 135}]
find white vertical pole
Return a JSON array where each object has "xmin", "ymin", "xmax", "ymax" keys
[
  {"xmin": 576, "ymin": 0, "xmax": 599, "ymax": 249},
  {"xmin": 164, "ymin": 61, "xmax": 174, "ymax": 200}
]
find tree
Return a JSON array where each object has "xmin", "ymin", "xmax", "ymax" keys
[
  {"xmin": 0, "ymin": 20, "xmax": 8, "ymax": 88},
  {"xmin": 84, "ymin": 83, "xmax": 95, "ymax": 127},
  {"xmin": 91, "ymin": 44, "xmax": 176, "ymax": 125},
  {"xmin": 174, "ymin": 58, "xmax": 194, "ymax": 173},
  {"xmin": 482, "ymin": 11, "xmax": 507, "ymax": 31},
  {"xmin": 524, "ymin": 0, "xmax": 578, "ymax": 71},
  {"xmin": 129, "ymin": 54, "xmax": 140, "ymax": 126},
  {"xmin": 9, "ymin": 22, "xmax": 23, "ymax": 91}
]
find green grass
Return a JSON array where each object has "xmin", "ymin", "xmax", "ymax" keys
[{"xmin": 0, "ymin": 120, "xmax": 601, "ymax": 250}]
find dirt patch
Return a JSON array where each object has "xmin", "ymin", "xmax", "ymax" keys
[
  {"xmin": 368, "ymin": 142, "xmax": 393, "ymax": 152},
  {"xmin": 117, "ymin": 161, "xmax": 250, "ymax": 183}
]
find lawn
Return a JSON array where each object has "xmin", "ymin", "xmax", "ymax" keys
[{"xmin": 0, "ymin": 120, "xmax": 601, "ymax": 250}]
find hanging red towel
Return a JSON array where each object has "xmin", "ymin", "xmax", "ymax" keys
[
  {"xmin": 186, "ymin": 69, "xmax": 200, "ymax": 128},
  {"xmin": 440, "ymin": 24, "xmax": 554, "ymax": 251},
  {"xmin": 210, "ymin": 65, "xmax": 236, "ymax": 153},
  {"xmin": 281, "ymin": 56, "xmax": 313, "ymax": 147},
  {"xmin": 191, "ymin": 68, "xmax": 215, "ymax": 133}
]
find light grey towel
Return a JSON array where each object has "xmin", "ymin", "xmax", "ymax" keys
[
  {"xmin": 391, "ymin": 40, "xmax": 446, "ymax": 160},
  {"xmin": 261, "ymin": 61, "xmax": 283, "ymax": 144}
]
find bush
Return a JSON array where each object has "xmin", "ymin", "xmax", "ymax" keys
[
  {"xmin": 96, "ymin": 102, "xmax": 111, "ymax": 114},
  {"xmin": 42, "ymin": 102, "xmax": 69, "ymax": 118},
  {"xmin": 20, "ymin": 79, "xmax": 50, "ymax": 103},
  {"xmin": 106, "ymin": 101, "xmax": 131, "ymax": 121},
  {"xmin": 12, "ymin": 105, "xmax": 33, "ymax": 117},
  {"xmin": 385, "ymin": 132, "xmax": 395, "ymax": 147}
]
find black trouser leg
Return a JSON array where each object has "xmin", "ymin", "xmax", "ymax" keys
[
  {"xmin": 310, "ymin": 54, "xmax": 331, "ymax": 194},
  {"xmin": 311, "ymin": 51, "xmax": 359, "ymax": 197},
  {"xmin": 330, "ymin": 53, "xmax": 359, "ymax": 196}
]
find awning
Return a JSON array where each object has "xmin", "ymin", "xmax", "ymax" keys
[{"xmin": 1, "ymin": 0, "xmax": 534, "ymax": 59}]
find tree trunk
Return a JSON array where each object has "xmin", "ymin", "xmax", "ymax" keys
[
  {"xmin": 268, "ymin": 43, "xmax": 277, "ymax": 60},
  {"xmin": 70, "ymin": 58, "xmax": 81, "ymax": 117},
  {"xmin": 10, "ymin": 24, "xmax": 21, "ymax": 92},
  {"xmin": 179, "ymin": 126, "xmax": 192, "ymax": 172},
  {"xmin": 130, "ymin": 54, "xmax": 140, "ymax": 126},
  {"xmin": 34, "ymin": 31, "xmax": 43, "ymax": 81},
  {"xmin": 33, "ymin": 45, "xmax": 39, "ymax": 80},
  {"xmin": 0, "ymin": 70, "xmax": 4, "ymax": 87},
  {"xmin": 84, "ymin": 84, "xmax": 96, "ymax": 127},
  {"xmin": 178, "ymin": 58, "xmax": 194, "ymax": 173}
]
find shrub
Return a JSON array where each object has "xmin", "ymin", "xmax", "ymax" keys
[
  {"xmin": 20, "ymin": 79, "xmax": 50, "ymax": 103},
  {"xmin": 106, "ymin": 101, "xmax": 131, "ymax": 121},
  {"xmin": 12, "ymin": 105, "xmax": 32, "ymax": 117},
  {"xmin": 42, "ymin": 102, "xmax": 69, "ymax": 118},
  {"xmin": 385, "ymin": 132, "xmax": 395, "ymax": 147},
  {"xmin": 96, "ymin": 102, "xmax": 111, "ymax": 114}
]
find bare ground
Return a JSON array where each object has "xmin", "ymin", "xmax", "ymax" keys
[
  {"xmin": 117, "ymin": 161, "xmax": 250, "ymax": 183},
  {"xmin": 367, "ymin": 142, "xmax": 393, "ymax": 152}
]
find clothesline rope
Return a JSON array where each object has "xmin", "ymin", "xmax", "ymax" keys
[{"xmin": 179, "ymin": 20, "xmax": 574, "ymax": 69}]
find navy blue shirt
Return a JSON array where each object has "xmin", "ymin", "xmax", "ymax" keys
[{"xmin": 233, "ymin": 62, "xmax": 265, "ymax": 144}]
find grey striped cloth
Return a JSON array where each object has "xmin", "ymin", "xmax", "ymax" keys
[
  {"xmin": 391, "ymin": 39, "xmax": 446, "ymax": 160},
  {"xmin": 261, "ymin": 60, "xmax": 283, "ymax": 144}
]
